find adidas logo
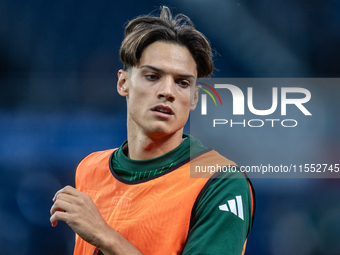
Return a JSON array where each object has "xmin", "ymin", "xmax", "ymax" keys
[{"xmin": 219, "ymin": 195, "xmax": 244, "ymax": 220}]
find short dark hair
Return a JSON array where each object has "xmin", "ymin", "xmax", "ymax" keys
[{"xmin": 119, "ymin": 6, "xmax": 214, "ymax": 78}]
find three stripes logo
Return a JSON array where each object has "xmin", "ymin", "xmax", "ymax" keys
[
  {"xmin": 219, "ymin": 195, "xmax": 244, "ymax": 220},
  {"xmin": 198, "ymin": 82, "xmax": 223, "ymax": 115}
]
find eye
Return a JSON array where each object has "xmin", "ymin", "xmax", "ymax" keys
[
  {"xmin": 145, "ymin": 74, "xmax": 159, "ymax": 81},
  {"xmin": 177, "ymin": 79, "xmax": 190, "ymax": 88}
]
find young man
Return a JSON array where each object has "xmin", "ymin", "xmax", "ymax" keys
[{"xmin": 50, "ymin": 6, "xmax": 255, "ymax": 255}]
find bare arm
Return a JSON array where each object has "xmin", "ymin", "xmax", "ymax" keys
[{"xmin": 50, "ymin": 186, "xmax": 143, "ymax": 255}]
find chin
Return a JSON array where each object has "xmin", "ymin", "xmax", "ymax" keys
[{"xmin": 145, "ymin": 126, "xmax": 182, "ymax": 139}]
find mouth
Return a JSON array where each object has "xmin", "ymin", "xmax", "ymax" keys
[{"xmin": 151, "ymin": 105, "xmax": 174, "ymax": 116}]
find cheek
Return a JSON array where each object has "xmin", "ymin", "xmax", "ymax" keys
[
  {"xmin": 184, "ymin": 93, "xmax": 193, "ymax": 108},
  {"xmin": 127, "ymin": 88, "xmax": 150, "ymax": 116},
  {"xmin": 128, "ymin": 88, "xmax": 143, "ymax": 105},
  {"xmin": 178, "ymin": 96, "xmax": 192, "ymax": 119}
]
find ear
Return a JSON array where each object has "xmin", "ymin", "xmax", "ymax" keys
[
  {"xmin": 190, "ymin": 85, "xmax": 200, "ymax": 111},
  {"xmin": 117, "ymin": 69, "xmax": 129, "ymax": 97}
]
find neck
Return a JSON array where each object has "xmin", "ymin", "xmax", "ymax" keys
[{"xmin": 126, "ymin": 129, "xmax": 184, "ymax": 161}]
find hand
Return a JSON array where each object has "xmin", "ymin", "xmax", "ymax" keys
[
  {"xmin": 50, "ymin": 185, "xmax": 109, "ymax": 247},
  {"xmin": 50, "ymin": 186, "xmax": 143, "ymax": 254}
]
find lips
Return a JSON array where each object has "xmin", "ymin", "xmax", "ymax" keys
[{"xmin": 151, "ymin": 105, "xmax": 174, "ymax": 115}]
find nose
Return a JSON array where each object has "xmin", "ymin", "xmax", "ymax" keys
[{"xmin": 157, "ymin": 76, "xmax": 175, "ymax": 102}]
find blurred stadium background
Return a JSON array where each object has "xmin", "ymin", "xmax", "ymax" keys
[{"xmin": 1, "ymin": 0, "xmax": 340, "ymax": 254}]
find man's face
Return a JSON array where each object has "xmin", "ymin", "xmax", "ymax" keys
[{"xmin": 117, "ymin": 41, "xmax": 199, "ymax": 139}]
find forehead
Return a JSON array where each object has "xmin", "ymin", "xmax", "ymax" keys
[{"xmin": 136, "ymin": 41, "xmax": 197, "ymax": 78}]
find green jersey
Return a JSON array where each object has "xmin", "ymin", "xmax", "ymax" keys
[{"xmin": 111, "ymin": 135, "xmax": 255, "ymax": 254}]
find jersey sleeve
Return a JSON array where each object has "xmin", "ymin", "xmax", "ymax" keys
[{"xmin": 182, "ymin": 170, "xmax": 255, "ymax": 255}]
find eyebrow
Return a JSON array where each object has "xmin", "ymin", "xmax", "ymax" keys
[{"xmin": 140, "ymin": 65, "xmax": 196, "ymax": 79}]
